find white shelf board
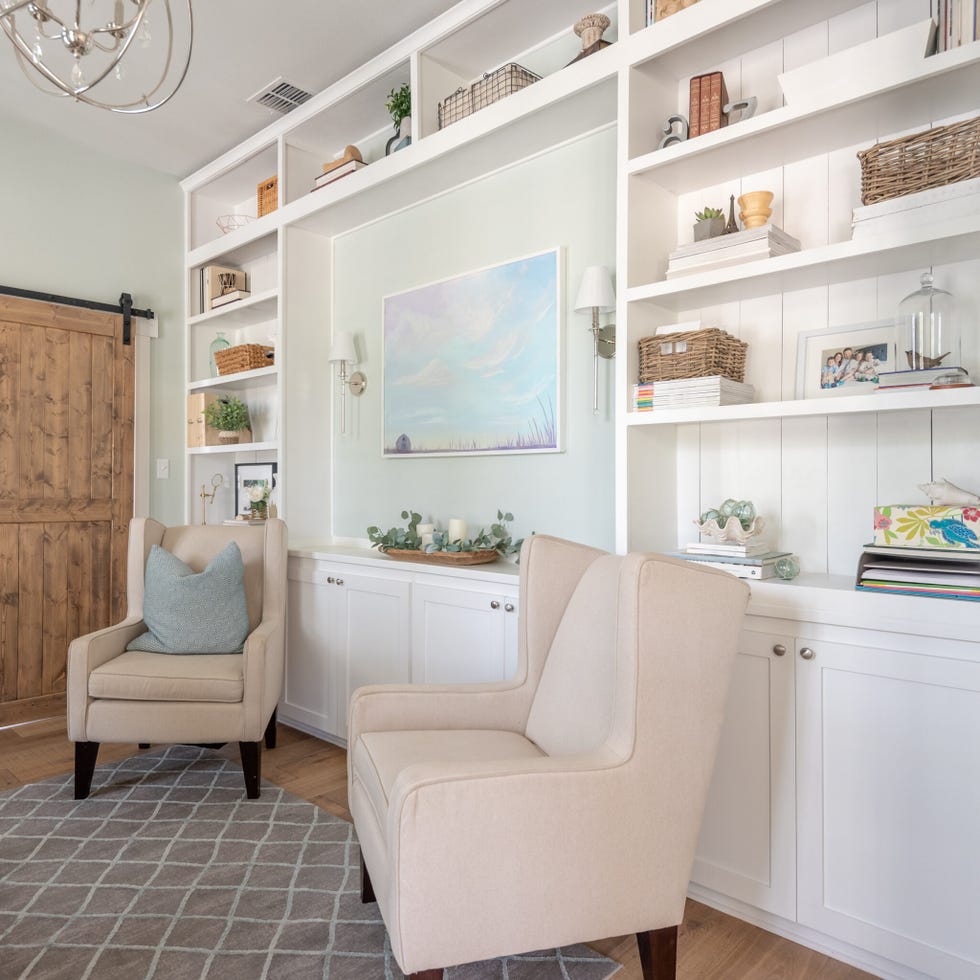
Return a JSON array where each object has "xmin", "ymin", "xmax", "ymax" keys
[
  {"xmin": 188, "ymin": 223, "xmax": 279, "ymax": 270},
  {"xmin": 626, "ymin": 214, "xmax": 980, "ymax": 310},
  {"xmin": 187, "ymin": 289, "xmax": 279, "ymax": 328},
  {"xmin": 626, "ymin": 0, "xmax": 862, "ymax": 78},
  {"xmin": 623, "ymin": 385, "xmax": 980, "ymax": 426},
  {"xmin": 628, "ymin": 44, "xmax": 980, "ymax": 194},
  {"xmin": 187, "ymin": 366, "xmax": 278, "ymax": 392},
  {"xmin": 284, "ymin": 52, "xmax": 618, "ymax": 239},
  {"xmin": 187, "ymin": 441, "xmax": 279, "ymax": 456}
]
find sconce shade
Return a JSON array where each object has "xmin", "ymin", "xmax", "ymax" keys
[
  {"xmin": 574, "ymin": 266, "xmax": 615, "ymax": 313},
  {"xmin": 328, "ymin": 331, "xmax": 357, "ymax": 363}
]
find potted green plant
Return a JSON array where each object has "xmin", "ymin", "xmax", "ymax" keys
[
  {"xmin": 694, "ymin": 206, "xmax": 725, "ymax": 241},
  {"xmin": 204, "ymin": 396, "xmax": 251, "ymax": 445},
  {"xmin": 385, "ymin": 83, "xmax": 412, "ymax": 154}
]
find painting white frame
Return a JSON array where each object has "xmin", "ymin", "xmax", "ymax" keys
[
  {"xmin": 381, "ymin": 248, "xmax": 562, "ymax": 458},
  {"xmin": 796, "ymin": 319, "xmax": 897, "ymax": 399}
]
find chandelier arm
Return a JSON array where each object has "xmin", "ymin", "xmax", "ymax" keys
[
  {"xmin": 68, "ymin": 1, "xmax": 150, "ymax": 95},
  {"xmin": 6, "ymin": 23, "xmax": 77, "ymax": 93},
  {"xmin": 13, "ymin": 46, "xmax": 71, "ymax": 97}
]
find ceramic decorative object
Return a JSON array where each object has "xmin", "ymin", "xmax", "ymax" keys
[
  {"xmin": 574, "ymin": 12, "xmax": 610, "ymax": 50},
  {"xmin": 918, "ymin": 478, "xmax": 980, "ymax": 506},
  {"xmin": 659, "ymin": 113, "xmax": 689, "ymax": 149},
  {"xmin": 723, "ymin": 96, "xmax": 758, "ymax": 123},
  {"xmin": 738, "ymin": 190, "xmax": 774, "ymax": 229},
  {"xmin": 695, "ymin": 498, "xmax": 764, "ymax": 544}
]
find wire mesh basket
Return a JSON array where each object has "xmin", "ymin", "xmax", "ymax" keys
[
  {"xmin": 438, "ymin": 63, "xmax": 540, "ymax": 129},
  {"xmin": 215, "ymin": 214, "xmax": 256, "ymax": 235}
]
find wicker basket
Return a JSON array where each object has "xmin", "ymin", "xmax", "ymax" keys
[
  {"xmin": 857, "ymin": 116, "xmax": 980, "ymax": 206},
  {"xmin": 638, "ymin": 329, "xmax": 747, "ymax": 384},
  {"xmin": 438, "ymin": 63, "xmax": 540, "ymax": 129},
  {"xmin": 257, "ymin": 176, "xmax": 278, "ymax": 217},
  {"xmin": 214, "ymin": 344, "xmax": 275, "ymax": 376}
]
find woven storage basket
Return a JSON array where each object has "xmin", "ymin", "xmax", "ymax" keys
[
  {"xmin": 857, "ymin": 116, "xmax": 980, "ymax": 206},
  {"xmin": 438, "ymin": 63, "xmax": 540, "ymax": 129},
  {"xmin": 638, "ymin": 328, "xmax": 747, "ymax": 384},
  {"xmin": 257, "ymin": 176, "xmax": 278, "ymax": 217},
  {"xmin": 214, "ymin": 344, "xmax": 275, "ymax": 376}
]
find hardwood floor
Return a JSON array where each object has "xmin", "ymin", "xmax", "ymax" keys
[{"xmin": 0, "ymin": 714, "xmax": 874, "ymax": 980}]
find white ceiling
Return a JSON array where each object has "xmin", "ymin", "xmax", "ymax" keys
[{"xmin": 0, "ymin": 0, "xmax": 462, "ymax": 178}]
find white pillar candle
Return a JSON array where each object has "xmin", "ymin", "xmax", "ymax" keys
[
  {"xmin": 447, "ymin": 518, "xmax": 467, "ymax": 543},
  {"xmin": 417, "ymin": 523, "xmax": 435, "ymax": 549}
]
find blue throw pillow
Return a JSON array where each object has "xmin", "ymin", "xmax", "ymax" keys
[{"xmin": 126, "ymin": 542, "xmax": 249, "ymax": 655}]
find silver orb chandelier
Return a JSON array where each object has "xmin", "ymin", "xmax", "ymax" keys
[{"xmin": 0, "ymin": 0, "xmax": 193, "ymax": 113}]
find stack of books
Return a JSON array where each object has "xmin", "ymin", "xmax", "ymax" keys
[
  {"xmin": 688, "ymin": 71, "xmax": 727, "ymax": 138},
  {"xmin": 856, "ymin": 545, "xmax": 980, "ymax": 600},
  {"xmin": 875, "ymin": 366, "xmax": 971, "ymax": 391},
  {"xmin": 671, "ymin": 541, "xmax": 794, "ymax": 580},
  {"xmin": 666, "ymin": 226, "xmax": 801, "ymax": 278},
  {"xmin": 211, "ymin": 289, "xmax": 251, "ymax": 309},
  {"xmin": 652, "ymin": 376, "xmax": 754, "ymax": 409},
  {"xmin": 851, "ymin": 177, "xmax": 980, "ymax": 241},
  {"xmin": 633, "ymin": 383, "xmax": 654, "ymax": 411},
  {"xmin": 312, "ymin": 159, "xmax": 366, "ymax": 192}
]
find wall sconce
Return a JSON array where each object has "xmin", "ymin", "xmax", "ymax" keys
[
  {"xmin": 574, "ymin": 265, "xmax": 616, "ymax": 415},
  {"xmin": 327, "ymin": 331, "xmax": 366, "ymax": 435}
]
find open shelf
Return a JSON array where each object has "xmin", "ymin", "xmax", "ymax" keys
[
  {"xmin": 187, "ymin": 441, "xmax": 279, "ymax": 456},
  {"xmin": 188, "ymin": 366, "xmax": 278, "ymax": 392},
  {"xmin": 188, "ymin": 227, "xmax": 279, "ymax": 274},
  {"xmin": 624, "ymin": 385, "xmax": 980, "ymax": 426},
  {"xmin": 626, "ymin": 215, "xmax": 980, "ymax": 310},
  {"xmin": 628, "ymin": 44, "xmax": 980, "ymax": 194},
  {"xmin": 188, "ymin": 288, "xmax": 279, "ymax": 328}
]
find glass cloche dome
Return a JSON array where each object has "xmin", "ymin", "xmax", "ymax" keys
[{"xmin": 897, "ymin": 271, "xmax": 960, "ymax": 371}]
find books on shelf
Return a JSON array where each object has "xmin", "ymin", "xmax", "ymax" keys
[
  {"xmin": 652, "ymin": 376, "xmax": 754, "ymax": 409},
  {"xmin": 937, "ymin": 0, "xmax": 978, "ymax": 52},
  {"xmin": 666, "ymin": 226, "xmax": 801, "ymax": 278},
  {"xmin": 688, "ymin": 71, "xmax": 727, "ymax": 138},
  {"xmin": 223, "ymin": 518, "xmax": 267, "ymax": 526},
  {"xmin": 210, "ymin": 289, "xmax": 251, "ymax": 309},
  {"xmin": 313, "ymin": 159, "xmax": 366, "ymax": 191},
  {"xmin": 851, "ymin": 177, "xmax": 980, "ymax": 240},
  {"xmin": 200, "ymin": 264, "xmax": 248, "ymax": 314},
  {"xmin": 876, "ymin": 366, "xmax": 970, "ymax": 390},
  {"xmin": 670, "ymin": 550, "xmax": 793, "ymax": 580},
  {"xmin": 685, "ymin": 540, "xmax": 772, "ymax": 557},
  {"xmin": 633, "ymin": 382, "xmax": 654, "ymax": 412}
]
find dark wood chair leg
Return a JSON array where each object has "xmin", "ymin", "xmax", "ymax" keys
[
  {"xmin": 74, "ymin": 742, "xmax": 100, "ymax": 800},
  {"xmin": 637, "ymin": 926, "xmax": 678, "ymax": 980},
  {"xmin": 264, "ymin": 707, "xmax": 277, "ymax": 750},
  {"xmin": 407, "ymin": 972, "xmax": 443, "ymax": 979},
  {"xmin": 138, "ymin": 743, "xmax": 151, "ymax": 749},
  {"xmin": 360, "ymin": 848, "xmax": 376, "ymax": 903},
  {"xmin": 238, "ymin": 741, "xmax": 261, "ymax": 799}
]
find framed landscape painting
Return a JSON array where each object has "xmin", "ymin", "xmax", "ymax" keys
[{"xmin": 382, "ymin": 249, "xmax": 561, "ymax": 457}]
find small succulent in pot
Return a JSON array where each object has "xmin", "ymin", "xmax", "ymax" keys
[{"xmin": 694, "ymin": 206, "xmax": 726, "ymax": 241}]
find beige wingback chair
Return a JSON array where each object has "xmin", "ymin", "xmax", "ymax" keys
[
  {"xmin": 348, "ymin": 534, "xmax": 750, "ymax": 980},
  {"xmin": 67, "ymin": 517, "xmax": 287, "ymax": 800}
]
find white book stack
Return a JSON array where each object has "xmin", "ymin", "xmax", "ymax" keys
[
  {"xmin": 851, "ymin": 177, "xmax": 980, "ymax": 240},
  {"xmin": 652, "ymin": 375, "xmax": 755, "ymax": 408},
  {"xmin": 666, "ymin": 226, "xmax": 801, "ymax": 278}
]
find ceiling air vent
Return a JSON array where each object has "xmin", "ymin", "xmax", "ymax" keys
[{"xmin": 247, "ymin": 77, "xmax": 313, "ymax": 115}]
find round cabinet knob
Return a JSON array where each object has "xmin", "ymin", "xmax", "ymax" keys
[
  {"xmin": 326, "ymin": 576, "xmax": 335, "ymax": 584},
  {"xmin": 490, "ymin": 600, "xmax": 500, "ymax": 609},
  {"xmin": 772, "ymin": 644, "xmax": 786, "ymax": 657},
  {"xmin": 336, "ymin": 578, "xmax": 344, "ymax": 586},
  {"xmin": 504, "ymin": 603, "xmax": 515, "ymax": 612},
  {"xmin": 799, "ymin": 647, "xmax": 816, "ymax": 661}
]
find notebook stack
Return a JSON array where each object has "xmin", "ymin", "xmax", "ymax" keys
[
  {"xmin": 666, "ymin": 226, "xmax": 801, "ymax": 278},
  {"xmin": 851, "ymin": 176, "xmax": 980, "ymax": 240},
  {"xmin": 875, "ymin": 365, "xmax": 971, "ymax": 391},
  {"xmin": 652, "ymin": 375, "xmax": 754, "ymax": 409},
  {"xmin": 670, "ymin": 541, "xmax": 794, "ymax": 580},
  {"xmin": 633, "ymin": 383, "xmax": 654, "ymax": 411}
]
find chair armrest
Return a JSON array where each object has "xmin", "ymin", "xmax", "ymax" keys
[
  {"xmin": 241, "ymin": 617, "xmax": 284, "ymax": 739},
  {"xmin": 66, "ymin": 617, "xmax": 146, "ymax": 741}
]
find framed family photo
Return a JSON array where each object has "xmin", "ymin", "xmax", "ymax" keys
[{"xmin": 796, "ymin": 319, "xmax": 897, "ymax": 399}]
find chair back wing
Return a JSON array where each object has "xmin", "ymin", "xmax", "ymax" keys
[
  {"xmin": 525, "ymin": 554, "xmax": 622, "ymax": 755},
  {"xmin": 126, "ymin": 518, "xmax": 167, "ymax": 619},
  {"xmin": 159, "ymin": 523, "xmax": 270, "ymax": 632}
]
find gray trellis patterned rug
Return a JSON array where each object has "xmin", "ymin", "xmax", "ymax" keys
[{"xmin": 0, "ymin": 746, "xmax": 620, "ymax": 980}]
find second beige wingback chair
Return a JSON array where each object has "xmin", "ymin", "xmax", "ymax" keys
[
  {"xmin": 67, "ymin": 517, "xmax": 287, "ymax": 800},
  {"xmin": 348, "ymin": 534, "xmax": 750, "ymax": 980}
]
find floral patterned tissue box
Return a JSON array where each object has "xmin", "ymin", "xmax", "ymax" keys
[{"xmin": 874, "ymin": 505, "xmax": 980, "ymax": 549}]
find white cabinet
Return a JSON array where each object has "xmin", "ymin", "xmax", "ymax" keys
[
  {"xmin": 692, "ymin": 625, "xmax": 796, "ymax": 919},
  {"xmin": 796, "ymin": 635, "xmax": 980, "ymax": 980},
  {"xmin": 411, "ymin": 581, "xmax": 519, "ymax": 685},
  {"xmin": 284, "ymin": 557, "xmax": 411, "ymax": 741}
]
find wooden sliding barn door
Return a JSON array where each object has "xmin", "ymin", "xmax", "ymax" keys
[{"xmin": 0, "ymin": 295, "xmax": 134, "ymax": 720}]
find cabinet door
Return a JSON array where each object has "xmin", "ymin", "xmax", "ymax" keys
[
  {"xmin": 284, "ymin": 563, "xmax": 338, "ymax": 736},
  {"xmin": 334, "ymin": 570, "xmax": 411, "ymax": 740},
  {"xmin": 797, "ymin": 637, "xmax": 980, "ymax": 980},
  {"xmin": 411, "ymin": 584, "xmax": 513, "ymax": 684},
  {"xmin": 691, "ymin": 627, "xmax": 796, "ymax": 919}
]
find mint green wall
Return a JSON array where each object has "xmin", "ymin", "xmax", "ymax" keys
[
  {"xmin": 0, "ymin": 112, "xmax": 184, "ymax": 525},
  {"xmin": 331, "ymin": 127, "xmax": 616, "ymax": 550}
]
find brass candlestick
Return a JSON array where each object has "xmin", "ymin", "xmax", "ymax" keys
[{"xmin": 199, "ymin": 473, "xmax": 224, "ymax": 525}]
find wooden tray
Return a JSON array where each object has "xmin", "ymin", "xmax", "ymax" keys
[{"xmin": 379, "ymin": 547, "xmax": 499, "ymax": 566}]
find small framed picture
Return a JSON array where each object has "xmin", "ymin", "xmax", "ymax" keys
[
  {"xmin": 235, "ymin": 462, "xmax": 277, "ymax": 517},
  {"xmin": 796, "ymin": 319, "xmax": 897, "ymax": 399}
]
